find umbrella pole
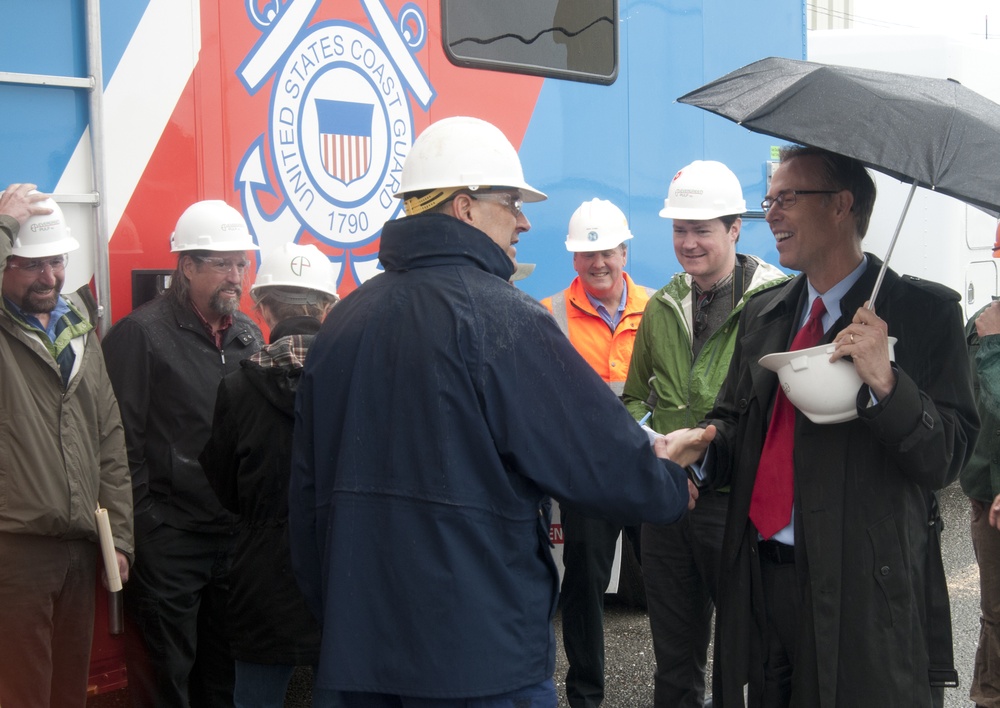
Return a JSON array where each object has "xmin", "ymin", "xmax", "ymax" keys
[{"xmin": 867, "ymin": 181, "xmax": 918, "ymax": 310}]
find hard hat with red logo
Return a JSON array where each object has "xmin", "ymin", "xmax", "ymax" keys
[{"xmin": 659, "ymin": 160, "xmax": 746, "ymax": 220}]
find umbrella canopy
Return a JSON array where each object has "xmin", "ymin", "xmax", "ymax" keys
[
  {"xmin": 678, "ymin": 56, "xmax": 1000, "ymax": 423},
  {"xmin": 677, "ymin": 56, "xmax": 1000, "ymax": 215}
]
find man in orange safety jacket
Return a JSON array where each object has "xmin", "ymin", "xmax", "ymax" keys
[{"xmin": 541, "ymin": 198, "xmax": 654, "ymax": 708}]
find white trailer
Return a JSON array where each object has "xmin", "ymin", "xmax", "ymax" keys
[{"xmin": 809, "ymin": 28, "xmax": 1000, "ymax": 320}]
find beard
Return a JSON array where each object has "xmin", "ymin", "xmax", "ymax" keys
[
  {"xmin": 209, "ymin": 284, "xmax": 242, "ymax": 316},
  {"xmin": 20, "ymin": 278, "xmax": 63, "ymax": 315}
]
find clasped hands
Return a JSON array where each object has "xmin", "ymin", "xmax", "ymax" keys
[{"xmin": 653, "ymin": 425, "xmax": 717, "ymax": 510}]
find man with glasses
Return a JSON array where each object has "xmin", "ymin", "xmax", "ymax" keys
[
  {"xmin": 540, "ymin": 197, "xmax": 654, "ymax": 708},
  {"xmin": 667, "ymin": 146, "xmax": 978, "ymax": 708},
  {"xmin": 289, "ymin": 116, "xmax": 699, "ymax": 708},
  {"xmin": 0, "ymin": 184, "xmax": 133, "ymax": 708},
  {"xmin": 622, "ymin": 161, "xmax": 785, "ymax": 708},
  {"xmin": 103, "ymin": 200, "xmax": 263, "ymax": 707}
]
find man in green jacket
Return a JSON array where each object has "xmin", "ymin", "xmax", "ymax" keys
[
  {"xmin": 0, "ymin": 183, "xmax": 133, "ymax": 708},
  {"xmin": 963, "ymin": 301, "xmax": 1000, "ymax": 708},
  {"xmin": 622, "ymin": 161, "xmax": 786, "ymax": 708}
]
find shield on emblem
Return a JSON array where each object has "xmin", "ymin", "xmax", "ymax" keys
[{"xmin": 316, "ymin": 99, "xmax": 374, "ymax": 185}]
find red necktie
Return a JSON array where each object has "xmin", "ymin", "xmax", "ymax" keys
[{"xmin": 749, "ymin": 296, "xmax": 827, "ymax": 539}]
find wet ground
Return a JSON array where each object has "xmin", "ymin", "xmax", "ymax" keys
[{"xmin": 89, "ymin": 480, "xmax": 982, "ymax": 707}]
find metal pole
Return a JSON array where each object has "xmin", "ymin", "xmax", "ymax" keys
[
  {"xmin": 867, "ymin": 181, "xmax": 917, "ymax": 310},
  {"xmin": 85, "ymin": 0, "xmax": 113, "ymax": 335}
]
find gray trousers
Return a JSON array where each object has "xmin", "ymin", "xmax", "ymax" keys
[{"xmin": 0, "ymin": 533, "xmax": 98, "ymax": 708}]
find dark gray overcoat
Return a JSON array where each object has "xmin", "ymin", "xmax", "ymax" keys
[{"xmin": 707, "ymin": 255, "xmax": 979, "ymax": 708}]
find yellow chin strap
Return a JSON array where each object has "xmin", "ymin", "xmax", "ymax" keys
[
  {"xmin": 403, "ymin": 186, "xmax": 499, "ymax": 216},
  {"xmin": 403, "ymin": 188, "xmax": 462, "ymax": 216}
]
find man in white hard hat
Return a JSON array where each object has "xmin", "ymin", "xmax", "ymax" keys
[
  {"xmin": 0, "ymin": 184, "xmax": 133, "ymax": 708},
  {"xmin": 103, "ymin": 200, "xmax": 264, "ymax": 707},
  {"xmin": 667, "ymin": 147, "xmax": 977, "ymax": 707},
  {"xmin": 288, "ymin": 116, "xmax": 702, "ymax": 708},
  {"xmin": 200, "ymin": 243, "xmax": 338, "ymax": 708},
  {"xmin": 540, "ymin": 198, "xmax": 653, "ymax": 708},
  {"xmin": 622, "ymin": 161, "xmax": 786, "ymax": 708}
]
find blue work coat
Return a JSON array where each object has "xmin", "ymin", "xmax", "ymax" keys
[{"xmin": 289, "ymin": 213, "xmax": 690, "ymax": 698}]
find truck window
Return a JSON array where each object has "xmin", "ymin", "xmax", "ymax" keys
[{"xmin": 441, "ymin": 0, "xmax": 617, "ymax": 84}]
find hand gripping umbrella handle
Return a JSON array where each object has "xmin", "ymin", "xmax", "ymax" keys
[{"xmin": 868, "ymin": 181, "xmax": 918, "ymax": 310}]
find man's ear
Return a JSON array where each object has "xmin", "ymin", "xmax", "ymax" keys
[
  {"xmin": 832, "ymin": 189, "xmax": 855, "ymax": 222},
  {"xmin": 730, "ymin": 216, "xmax": 742, "ymax": 244},
  {"xmin": 450, "ymin": 192, "xmax": 477, "ymax": 226},
  {"xmin": 180, "ymin": 254, "xmax": 197, "ymax": 280}
]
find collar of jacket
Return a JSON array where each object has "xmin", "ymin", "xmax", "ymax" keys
[
  {"xmin": 378, "ymin": 213, "xmax": 516, "ymax": 282},
  {"xmin": 565, "ymin": 272, "xmax": 647, "ymax": 320},
  {"xmin": 754, "ymin": 253, "xmax": 895, "ymax": 341},
  {"xmin": 270, "ymin": 315, "xmax": 321, "ymax": 343},
  {"xmin": 655, "ymin": 254, "xmax": 786, "ymax": 338},
  {"xmin": 168, "ymin": 293, "xmax": 259, "ymax": 349}
]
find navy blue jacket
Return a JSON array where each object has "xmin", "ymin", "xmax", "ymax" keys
[{"xmin": 289, "ymin": 213, "xmax": 691, "ymax": 698}]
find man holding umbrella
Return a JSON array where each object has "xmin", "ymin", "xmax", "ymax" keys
[{"xmin": 669, "ymin": 146, "xmax": 978, "ymax": 707}]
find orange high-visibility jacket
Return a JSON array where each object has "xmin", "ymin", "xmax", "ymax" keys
[{"xmin": 541, "ymin": 273, "xmax": 652, "ymax": 395}]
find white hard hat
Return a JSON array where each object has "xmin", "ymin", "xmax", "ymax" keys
[
  {"xmin": 758, "ymin": 337, "xmax": 897, "ymax": 424},
  {"xmin": 250, "ymin": 242, "xmax": 339, "ymax": 299},
  {"xmin": 170, "ymin": 200, "xmax": 259, "ymax": 253},
  {"xmin": 565, "ymin": 198, "xmax": 633, "ymax": 252},
  {"xmin": 13, "ymin": 197, "xmax": 80, "ymax": 258},
  {"xmin": 659, "ymin": 160, "xmax": 746, "ymax": 220},
  {"xmin": 394, "ymin": 116, "xmax": 546, "ymax": 203}
]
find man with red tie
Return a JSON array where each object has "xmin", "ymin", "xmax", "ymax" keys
[{"xmin": 668, "ymin": 146, "xmax": 978, "ymax": 708}]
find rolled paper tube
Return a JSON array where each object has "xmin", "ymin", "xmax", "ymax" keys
[{"xmin": 95, "ymin": 507, "xmax": 122, "ymax": 592}]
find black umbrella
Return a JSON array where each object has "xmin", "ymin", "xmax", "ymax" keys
[{"xmin": 677, "ymin": 56, "xmax": 1000, "ymax": 304}]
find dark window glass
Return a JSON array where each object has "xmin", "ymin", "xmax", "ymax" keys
[{"xmin": 441, "ymin": 0, "xmax": 617, "ymax": 85}]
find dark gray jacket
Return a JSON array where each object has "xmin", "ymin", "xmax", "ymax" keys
[
  {"xmin": 707, "ymin": 257, "xmax": 978, "ymax": 707},
  {"xmin": 103, "ymin": 293, "xmax": 262, "ymax": 536}
]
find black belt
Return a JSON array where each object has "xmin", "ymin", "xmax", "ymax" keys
[{"xmin": 758, "ymin": 540, "xmax": 796, "ymax": 564}]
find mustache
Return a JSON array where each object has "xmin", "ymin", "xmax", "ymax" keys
[
  {"xmin": 29, "ymin": 282, "xmax": 60, "ymax": 294},
  {"xmin": 215, "ymin": 284, "xmax": 243, "ymax": 297}
]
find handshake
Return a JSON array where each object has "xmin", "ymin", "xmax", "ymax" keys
[{"xmin": 649, "ymin": 425, "xmax": 717, "ymax": 510}]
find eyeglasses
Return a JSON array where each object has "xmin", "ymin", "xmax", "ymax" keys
[
  {"xmin": 693, "ymin": 289, "xmax": 715, "ymax": 338},
  {"xmin": 470, "ymin": 191, "xmax": 524, "ymax": 218},
  {"xmin": 7, "ymin": 254, "xmax": 68, "ymax": 274},
  {"xmin": 193, "ymin": 256, "xmax": 251, "ymax": 274},
  {"xmin": 760, "ymin": 189, "xmax": 839, "ymax": 213}
]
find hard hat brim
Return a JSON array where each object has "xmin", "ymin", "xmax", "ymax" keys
[
  {"xmin": 658, "ymin": 205, "xmax": 746, "ymax": 220},
  {"xmin": 394, "ymin": 182, "xmax": 547, "ymax": 202},
  {"xmin": 564, "ymin": 234, "xmax": 633, "ymax": 252},
  {"xmin": 12, "ymin": 235, "xmax": 80, "ymax": 259}
]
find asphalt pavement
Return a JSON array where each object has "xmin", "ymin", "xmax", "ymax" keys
[
  {"xmin": 88, "ymin": 480, "xmax": 982, "ymax": 708},
  {"xmin": 552, "ymin": 479, "xmax": 982, "ymax": 708}
]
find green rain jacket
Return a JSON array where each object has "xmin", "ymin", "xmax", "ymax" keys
[
  {"xmin": 622, "ymin": 254, "xmax": 787, "ymax": 433},
  {"xmin": 962, "ymin": 307, "xmax": 1000, "ymax": 503}
]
